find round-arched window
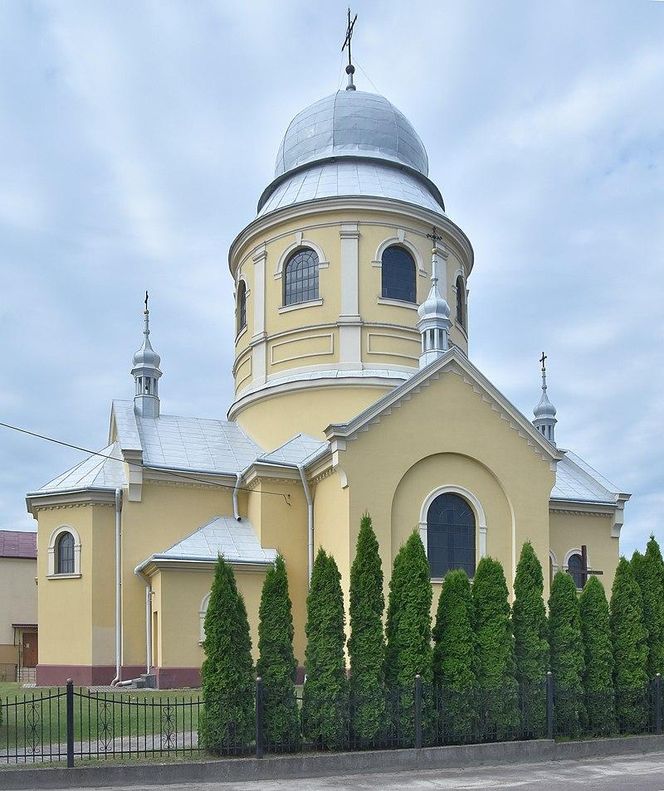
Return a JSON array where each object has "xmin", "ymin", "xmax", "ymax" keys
[
  {"xmin": 456, "ymin": 275, "xmax": 466, "ymax": 328},
  {"xmin": 426, "ymin": 493, "xmax": 476, "ymax": 578},
  {"xmin": 381, "ymin": 246, "xmax": 416, "ymax": 303},
  {"xmin": 567, "ymin": 553, "xmax": 585, "ymax": 590},
  {"xmin": 284, "ymin": 248, "xmax": 319, "ymax": 306},
  {"xmin": 56, "ymin": 531, "xmax": 75, "ymax": 575},
  {"xmin": 237, "ymin": 281, "xmax": 247, "ymax": 334}
]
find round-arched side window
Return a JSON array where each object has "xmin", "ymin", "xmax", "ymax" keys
[
  {"xmin": 426, "ymin": 493, "xmax": 476, "ymax": 578},
  {"xmin": 284, "ymin": 248, "xmax": 319, "ymax": 306},
  {"xmin": 381, "ymin": 246, "xmax": 416, "ymax": 303},
  {"xmin": 237, "ymin": 281, "xmax": 247, "ymax": 333},
  {"xmin": 567, "ymin": 553, "xmax": 585, "ymax": 590},
  {"xmin": 56, "ymin": 531, "xmax": 75, "ymax": 575},
  {"xmin": 456, "ymin": 275, "xmax": 466, "ymax": 328}
]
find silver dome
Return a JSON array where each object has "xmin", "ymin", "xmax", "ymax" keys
[{"xmin": 274, "ymin": 90, "xmax": 429, "ymax": 178}]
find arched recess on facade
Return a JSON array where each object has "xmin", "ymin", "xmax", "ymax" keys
[
  {"xmin": 47, "ymin": 524, "xmax": 82, "ymax": 577},
  {"xmin": 372, "ymin": 235, "xmax": 426, "ymax": 276},
  {"xmin": 274, "ymin": 237, "xmax": 329, "ymax": 279},
  {"xmin": 199, "ymin": 592, "xmax": 211, "ymax": 644}
]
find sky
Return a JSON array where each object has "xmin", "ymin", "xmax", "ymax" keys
[{"xmin": 0, "ymin": 0, "xmax": 662, "ymax": 557}]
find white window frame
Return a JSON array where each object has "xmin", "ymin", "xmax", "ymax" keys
[
  {"xmin": 199, "ymin": 592, "xmax": 211, "ymax": 644},
  {"xmin": 418, "ymin": 485, "xmax": 487, "ymax": 581},
  {"xmin": 47, "ymin": 524, "xmax": 82, "ymax": 578}
]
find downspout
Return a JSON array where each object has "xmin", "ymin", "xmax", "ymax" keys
[
  {"xmin": 297, "ymin": 464, "xmax": 314, "ymax": 587},
  {"xmin": 233, "ymin": 472, "xmax": 242, "ymax": 521},
  {"xmin": 134, "ymin": 567, "xmax": 152, "ymax": 675},
  {"xmin": 111, "ymin": 488, "xmax": 123, "ymax": 686}
]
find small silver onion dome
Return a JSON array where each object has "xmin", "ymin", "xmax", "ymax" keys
[
  {"xmin": 534, "ymin": 389, "xmax": 557, "ymax": 419},
  {"xmin": 417, "ymin": 288, "xmax": 451, "ymax": 321},
  {"xmin": 133, "ymin": 334, "xmax": 160, "ymax": 368},
  {"xmin": 274, "ymin": 90, "xmax": 429, "ymax": 178}
]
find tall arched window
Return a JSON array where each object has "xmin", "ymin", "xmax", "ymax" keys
[
  {"xmin": 237, "ymin": 280, "xmax": 247, "ymax": 333},
  {"xmin": 567, "ymin": 553, "xmax": 585, "ymax": 590},
  {"xmin": 426, "ymin": 493, "xmax": 476, "ymax": 578},
  {"xmin": 56, "ymin": 531, "xmax": 75, "ymax": 575},
  {"xmin": 456, "ymin": 275, "xmax": 466, "ymax": 328},
  {"xmin": 381, "ymin": 246, "xmax": 416, "ymax": 303},
  {"xmin": 284, "ymin": 248, "xmax": 319, "ymax": 306}
]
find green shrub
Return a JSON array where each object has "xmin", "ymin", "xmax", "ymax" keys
[
  {"xmin": 579, "ymin": 575, "xmax": 615, "ymax": 735},
  {"xmin": 385, "ymin": 532, "xmax": 433, "ymax": 743},
  {"xmin": 548, "ymin": 570, "xmax": 585, "ymax": 737},
  {"xmin": 512, "ymin": 542, "xmax": 548, "ymax": 737},
  {"xmin": 472, "ymin": 556, "xmax": 519, "ymax": 740},
  {"xmin": 348, "ymin": 514, "xmax": 385, "ymax": 744},
  {"xmin": 432, "ymin": 569, "xmax": 476, "ymax": 742},
  {"xmin": 611, "ymin": 557, "xmax": 648, "ymax": 733},
  {"xmin": 301, "ymin": 549, "xmax": 348, "ymax": 749},
  {"xmin": 200, "ymin": 556, "xmax": 254, "ymax": 753},
  {"xmin": 256, "ymin": 555, "xmax": 300, "ymax": 750},
  {"xmin": 631, "ymin": 537, "xmax": 664, "ymax": 677}
]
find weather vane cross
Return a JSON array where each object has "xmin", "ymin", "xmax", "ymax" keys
[
  {"xmin": 341, "ymin": 8, "xmax": 357, "ymax": 68},
  {"xmin": 144, "ymin": 290, "xmax": 149, "ymax": 312}
]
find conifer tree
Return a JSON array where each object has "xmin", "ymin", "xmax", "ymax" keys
[
  {"xmin": 384, "ymin": 532, "xmax": 433, "ymax": 743},
  {"xmin": 200, "ymin": 555, "xmax": 254, "ymax": 753},
  {"xmin": 610, "ymin": 557, "xmax": 648, "ymax": 733},
  {"xmin": 432, "ymin": 569, "xmax": 476, "ymax": 742},
  {"xmin": 548, "ymin": 570, "xmax": 585, "ymax": 737},
  {"xmin": 472, "ymin": 556, "xmax": 518, "ymax": 740},
  {"xmin": 301, "ymin": 548, "xmax": 348, "ymax": 749},
  {"xmin": 512, "ymin": 542, "xmax": 549, "ymax": 737},
  {"xmin": 631, "ymin": 537, "xmax": 664, "ymax": 677},
  {"xmin": 348, "ymin": 514, "xmax": 385, "ymax": 744},
  {"xmin": 256, "ymin": 555, "xmax": 300, "ymax": 750},
  {"xmin": 579, "ymin": 575, "xmax": 615, "ymax": 735}
]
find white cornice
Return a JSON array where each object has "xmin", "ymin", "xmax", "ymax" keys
[
  {"xmin": 137, "ymin": 556, "xmax": 273, "ymax": 576},
  {"xmin": 26, "ymin": 487, "xmax": 117, "ymax": 515},
  {"xmin": 229, "ymin": 197, "xmax": 474, "ymax": 279}
]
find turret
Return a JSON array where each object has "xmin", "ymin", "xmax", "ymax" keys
[
  {"xmin": 417, "ymin": 228, "xmax": 452, "ymax": 368},
  {"xmin": 533, "ymin": 352, "xmax": 556, "ymax": 444},
  {"xmin": 131, "ymin": 292, "xmax": 162, "ymax": 418}
]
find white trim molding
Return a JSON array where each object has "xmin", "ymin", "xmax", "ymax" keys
[
  {"xmin": 274, "ymin": 235, "xmax": 329, "ymax": 279},
  {"xmin": 563, "ymin": 547, "xmax": 583, "ymax": 570},
  {"xmin": 199, "ymin": 592, "xmax": 211, "ymax": 644},
  {"xmin": 418, "ymin": 485, "xmax": 488, "ymax": 573},
  {"xmin": 47, "ymin": 524, "xmax": 82, "ymax": 577}
]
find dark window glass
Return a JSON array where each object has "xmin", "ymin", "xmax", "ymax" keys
[
  {"xmin": 56, "ymin": 532, "xmax": 75, "ymax": 575},
  {"xmin": 427, "ymin": 493, "xmax": 476, "ymax": 578},
  {"xmin": 237, "ymin": 281, "xmax": 247, "ymax": 332},
  {"xmin": 284, "ymin": 249, "xmax": 319, "ymax": 306},
  {"xmin": 456, "ymin": 275, "xmax": 465, "ymax": 327},
  {"xmin": 381, "ymin": 246, "xmax": 416, "ymax": 303},
  {"xmin": 567, "ymin": 553, "xmax": 584, "ymax": 589}
]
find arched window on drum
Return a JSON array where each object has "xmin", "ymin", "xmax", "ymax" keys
[
  {"xmin": 381, "ymin": 246, "xmax": 416, "ymax": 303},
  {"xmin": 426, "ymin": 493, "xmax": 476, "ymax": 579}
]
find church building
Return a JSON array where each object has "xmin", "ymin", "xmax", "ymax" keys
[{"xmin": 26, "ymin": 63, "xmax": 630, "ymax": 687}]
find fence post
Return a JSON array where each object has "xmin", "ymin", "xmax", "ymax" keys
[
  {"xmin": 255, "ymin": 676, "xmax": 264, "ymax": 759},
  {"xmin": 414, "ymin": 674, "xmax": 422, "ymax": 749},
  {"xmin": 66, "ymin": 679, "xmax": 74, "ymax": 768},
  {"xmin": 655, "ymin": 674, "xmax": 662, "ymax": 736},
  {"xmin": 546, "ymin": 671, "xmax": 554, "ymax": 740}
]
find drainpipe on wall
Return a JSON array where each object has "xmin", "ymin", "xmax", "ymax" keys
[
  {"xmin": 133, "ymin": 568, "xmax": 152, "ymax": 675},
  {"xmin": 111, "ymin": 487, "xmax": 123, "ymax": 686},
  {"xmin": 233, "ymin": 472, "xmax": 242, "ymax": 521},
  {"xmin": 297, "ymin": 464, "xmax": 314, "ymax": 587}
]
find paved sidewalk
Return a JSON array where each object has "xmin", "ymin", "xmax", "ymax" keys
[{"xmin": 32, "ymin": 752, "xmax": 664, "ymax": 791}]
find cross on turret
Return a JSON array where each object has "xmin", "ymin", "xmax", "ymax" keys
[{"xmin": 342, "ymin": 9, "xmax": 358, "ymax": 90}]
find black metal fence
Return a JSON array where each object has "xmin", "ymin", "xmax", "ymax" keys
[{"xmin": 1, "ymin": 674, "xmax": 662, "ymax": 766}]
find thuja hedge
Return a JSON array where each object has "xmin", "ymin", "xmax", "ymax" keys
[{"xmin": 201, "ymin": 525, "xmax": 664, "ymax": 748}]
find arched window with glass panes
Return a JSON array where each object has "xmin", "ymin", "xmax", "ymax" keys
[
  {"xmin": 283, "ymin": 248, "xmax": 319, "ymax": 306},
  {"xmin": 56, "ymin": 531, "xmax": 75, "ymax": 575},
  {"xmin": 381, "ymin": 246, "xmax": 416, "ymax": 303},
  {"xmin": 236, "ymin": 280, "xmax": 247, "ymax": 334},
  {"xmin": 567, "ymin": 552, "xmax": 584, "ymax": 590},
  {"xmin": 456, "ymin": 275, "xmax": 466, "ymax": 329},
  {"xmin": 426, "ymin": 493, "xmax": 476, "ymax": 579}
]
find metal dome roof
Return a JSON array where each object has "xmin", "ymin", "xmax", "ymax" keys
[{"xmin": 274, "ymin": 90, "xmax": 429, "ymax": 178}]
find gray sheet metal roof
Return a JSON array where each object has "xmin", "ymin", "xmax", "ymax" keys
[
  {"xmin": 258, "ymin": 434, "xmax": 329, "ymax": 467},
  {"xmin": 275, "ymin": 91, "xmax": 429, "ymax": 178},
  {"xmin": 149, "ymin": 515, "xmax": 277, "ymax": 566},
  {"xmin": 112, "ymin": 400, "xmax": 262, "ymax": 475},
  {"xmin": 552, "ymin": 450, "xmax": 623, "ymax": 504},
  {"xmin": 259, "ymin": 160, "xmax": 445, "ymax": 217},
  {"xmin": 36, "ymin": 441, "xmax": 126, "ymax": 493}
]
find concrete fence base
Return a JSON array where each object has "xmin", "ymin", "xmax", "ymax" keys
[{"xmin": 1, "ymin": 734, "xmax": 663, "ymax": 789}]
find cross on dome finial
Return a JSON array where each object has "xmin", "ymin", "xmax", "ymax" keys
[
  {"xmin": 145, "ymin": 290, "xmax": 149, "ymax": 313},
  {"xmin": 342, "ymin": 8, "xmax": 358, "ymax": 91}
]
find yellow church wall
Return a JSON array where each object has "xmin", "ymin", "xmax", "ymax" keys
[
  {"xmin": 120, "ymin": 482, "xmax": 234, "ymax": 667},
  {"xmin": 336, "ymin": 369, "xmax": 554, "ymax": 604},
  {"xmin": 549, "ymin": 510, "xmax": 619, "ymax": 596},
  {"xmin": 235, "ymin": 385, "xmax": 394, "ymax": 449},
  {"xmin": 245, "ymin": 479, "xmax": 309, "ymax": 664},
  {"xmin": 313, "ymin": 471, "xmax": 351, "ymax": 604}
]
